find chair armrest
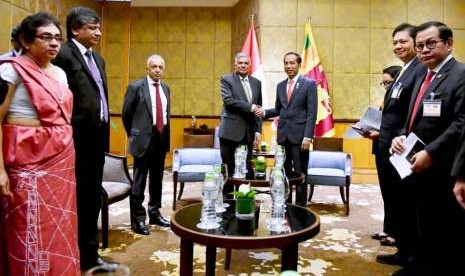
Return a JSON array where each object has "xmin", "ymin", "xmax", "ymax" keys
[
  {"xmin": 345, "ymin": 153, "xmax": 352, "ymax": 177},
  {"xmin": 172, "ymin": 149, "xmax": 181, "ymax": 172}
]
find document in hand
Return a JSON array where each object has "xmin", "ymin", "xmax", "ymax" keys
[
  {"xmin": 389, "ymin": 132, "xmax": 425, "ymax": 179},
  {"xmin": 345, "ymin": 107, "xmax": 382, "ymax": 138}
]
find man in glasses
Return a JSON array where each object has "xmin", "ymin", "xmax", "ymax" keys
[{"xmin": 391, "ymin": 21, "xmax": 465, "ymax": 276}]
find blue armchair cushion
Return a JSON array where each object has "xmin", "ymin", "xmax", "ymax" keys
[
  {"xmin": 178, "ymin": 165, "xmax": 216, "ymax": 182},
  {"xmin": 307, "ymin": 168, "xmax": 346, "ymax": 186}
]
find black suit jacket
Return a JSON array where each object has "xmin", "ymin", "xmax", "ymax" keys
[
  {"xmin": 376, "ymin": 57, "xmax": 426, "ymax": 154},
  {"xmin": 53, "ymin": 40, "xmax": 110, "ymax": 151},
  {"xmin": 265, "ymin": 75, "xmax": 318, "ymax": 144},
  {"xmin": 122, "ymin": 78, "xmax": 170, "ymax": 158},
  {"xmin": 218, "ymin": 73, "xmax": 262, "ymax": 142},
  {"xmin": 407, "ymin": 58, "xmax": 465, "ymax": 174}
]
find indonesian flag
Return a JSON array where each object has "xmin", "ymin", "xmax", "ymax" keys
[
  {"xmin": 241, "ymin": 21, "xmax": 267, "ymax": 107},
  {"xmin": 300, "ymin": 22, "xmax": 335, "ymax": 137}
]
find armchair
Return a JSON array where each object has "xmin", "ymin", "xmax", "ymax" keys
[
  {"xmin": 172, "ymin": 148, "xmax": 222, "ymax": 210},
  {"xmin": 307, "ymin": 150, "xmax": 352, "ymax": 215},
  {"xmin": 101, "ymin": 153, "xmax": 133, "ymax": 248}
]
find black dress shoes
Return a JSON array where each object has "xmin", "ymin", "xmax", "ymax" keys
[
  {"xmin": 149, "ymin": 216, "xmax": 171, "ymax": 227},
  {"xmin": 132, "ymin": 221, "xmax": 150, "ymax": 235},
  {"xmin": 376, "ymin": 252, "xmax": 406, "ymax": 266}
]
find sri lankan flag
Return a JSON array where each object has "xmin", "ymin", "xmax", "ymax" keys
[{"xmin": 300, "ymin": 22, "xmax": 335, "ymax": 137}]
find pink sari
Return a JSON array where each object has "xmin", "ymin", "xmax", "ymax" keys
[{"xmin": 0, "ymin": 56, "xmax": 80, "ymax": 275}]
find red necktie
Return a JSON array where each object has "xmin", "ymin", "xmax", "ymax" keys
[
  {"xmin": 408, "ymin": 71, "xmax": 436, "ymax": 132},
  {"xmin": 154, "ymin": 83, "xmax": 164, "ymax": 133},
  {"xmin": 287, "ymin": 79, "xmax": 294, "ymax": 102}
]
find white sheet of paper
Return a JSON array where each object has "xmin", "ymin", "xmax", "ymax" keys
[{"xmin": 389, "ymin": 132, "xmax": 425, "ymax": 179}]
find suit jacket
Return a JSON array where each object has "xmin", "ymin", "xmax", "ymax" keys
[
  {"xmin": 122, "ymin": 77, "xmax": 170, "ymax": 158},
  {"xmin": 265, "ymin": 75, "xmax": 318, "ymax": 144},
  {"xmin": 218, "ymin": 73, "xmax": 262, "ymax": 142},
  {"xmin": 376, "ymin": 57, "xmax": 426, "ymax": 154},
  {"xmin": 53, "ymin": 40, "xmax": 110, "ymax": 151},
  {"xmin": 407, "ymin": 57, "xmax": 465, "ymax": 175}
]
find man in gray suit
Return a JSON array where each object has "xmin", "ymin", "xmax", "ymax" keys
[
  {"xmin": 122, "ymin": 54, "xmax": 171, "ymax": 235},
  {"xmin": 219, "ymin": 52, "xmax": 262, "ymax": 195},
  {"xmin": 259, "ymin": 52, "xmax": 318, "ymax": 207}
]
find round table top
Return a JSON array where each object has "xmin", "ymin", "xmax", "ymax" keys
[{"xmin": 170, "ymin": 201, "xmax": 320, "ymax": 249}]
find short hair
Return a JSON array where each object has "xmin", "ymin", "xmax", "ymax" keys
[
  {"xmin": 415, "ymin": 21, "xmax": 453, "ymax": 42},
  {"xmin": 392, "ymin": 23, "xmax": 416, "ymax": 39},
  {"xmin": 234, "ymin": 52, "xmax": 250, "ymax": 62},
  {"xmin": 11, "ymin": 25, "xmax": 21, "ymax": 43},
  {"xmin": 147, "ymin": 54, "xmax": 165, "ymax": 67},
  {"xmin": 283, "ymin": 52, "xmax": 302, "ymax": 64},
  {"xmin": 19, "ymin": 12, "xmax": 61, "ymax": 45},
  {"xmin": 66, "ymin": 6, "xmax": 100, "ymax": 39},
  {"xmin": 382, "ymin": 65, "xmax": 402, "ymax": 79}
]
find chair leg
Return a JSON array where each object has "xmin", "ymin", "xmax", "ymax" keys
[
  {"xmin": 101, "ymin": 201, "xmax": 109, "ymax": 248},
  {"xmin": 339, "ymin": 187, "xmax": 347, "ymax": 204},
  {"xmin": 224, "ymin": 248, "xmax": 232, "ymax": 270},
  {"xmin": 307, "ymin": 184, "xmax": 314, "ymax": 201},
  {"xmin": 345, "ymin": 185, "xmax": 350, "ymax": 216},
  {"xmin": 177, "ymin": 182, "xmax": 185, "ymax": 200},
  {"xmin": 173, "ymin": 173, "xmax": 178, "ymax": 211}
]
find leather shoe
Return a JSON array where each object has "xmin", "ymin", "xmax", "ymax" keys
[
  {"xmin": 376, "ymin": 252, "xmax": 406, "ymax": 266},
  {"xmin": 149, "ymin": 216, "xmax": 171, "ymax": 227},
  {"xmin": 83, "ymin": 257, "xmax": 119, "ymax": 272},
  {"xmin": 132, "ymin": 221, "xmax": 150, "ymax": 235},
  {"xmin": 391, "ymin": 267, "xmax": 418, "ymax": 276}
]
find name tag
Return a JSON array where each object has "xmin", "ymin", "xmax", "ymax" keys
[
  {"xmin": 390, "ymin": 82, "xmax": 403, "ymax": 99},
  {"xmin": 423, "ymin": 100, "xmax": 441, "ymax": 117}
]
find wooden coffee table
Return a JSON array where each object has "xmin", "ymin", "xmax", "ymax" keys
[{"xmin": 170, "ymin": 201, "xmax": 320, "ymax": 275}]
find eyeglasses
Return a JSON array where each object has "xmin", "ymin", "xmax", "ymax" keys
[
  {"xmin": 415, "ymin": 39, "xmax": 443, "ymax": 52},
  {"xmin": 35, "ymin": 34, "xmax": 64, "ymax": 43},
  {"xmin": 380, "ymin": 80, "xmax": 394, "ymax": 87}
]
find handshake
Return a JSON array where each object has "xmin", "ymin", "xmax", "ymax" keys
[{"xmin": 253, "ymin": 105, "xmax": 265, "ymax": 118}]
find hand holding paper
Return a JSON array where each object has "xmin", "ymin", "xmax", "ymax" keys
[{"xmin": 389, "ymin": 133, "xmax": 425, "ymax": 179}]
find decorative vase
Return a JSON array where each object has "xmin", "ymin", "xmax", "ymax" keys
[{"xmin": 235, "ymin": 197, "xmax": 255, "ymax": 219}]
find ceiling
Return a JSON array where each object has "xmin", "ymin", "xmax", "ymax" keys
[{"xmin": 129, "ymin": 0, "xmax": 240, "ymax": 7}]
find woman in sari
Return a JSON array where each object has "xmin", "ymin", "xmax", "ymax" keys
[{"xmin": 0, "ymin": 12, "xmax": 79, "ymax": 275}]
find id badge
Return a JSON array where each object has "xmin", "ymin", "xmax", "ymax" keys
[
  {"xmin": 423, "ymin": 100, "xmax": 441, "ymax": 117},
  {"xmin": 390, "ymin": 82, "xmax": 403, "ymax": 99}
]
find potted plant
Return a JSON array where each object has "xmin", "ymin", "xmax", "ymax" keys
[{"xmin": 233, "ymin": 184, "xmax": 256, "ymax": 219}]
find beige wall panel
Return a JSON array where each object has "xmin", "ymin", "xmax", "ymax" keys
[
  {"xmin": 186, "ymin": 8, "xmax": 215, "ymax": 43},
  {"xmin": 260, "ymin": 0, "xmax": 296, "ymax": 27},
  {"xmin": 215, "ymin": 8, "xmax": 231, "ymax": 43},
  {"xmin": 453, "ymin": 30, "xmax": 465, "ymax": 62},
  {"xmin": 157, "ymin": 42, "xmax": 186, "ymax": 79},
  {"xmin": 186, "ymin": 43, "xmax": 214, "ymax": 78},
  {"xmin": 334, "ymin": 28, "xmax": 369, "ymax": 73},
  {"xmin": 370, "ymin": 0, "xmax": 406, "ymax": 28},
  {"xmin": 108, "ymin": 77, "xmax": 123, "ymax": 114},
  {"xmin": 408, "ymin": 0, "xmax": 443, "ymax": 24},
  {"xmin": 445, "ymin": 0, "xmax": 465, "ymax": 29},
  {"xmin": 214, "ymin": 42, "xmax": 231, "ymax": 78},
  {"xmin": 184, "ymin": 79, "xmax": 213, "ymax": 115},
  {"xmin": 369, "ymin": 73, "xmax": 385, "ymax": 107},
  {"xmin": 370, "ymin": 28, "xmax": 400, "ymax": 74},
  {"xmin": 105, "ymin": 8, "xmax": 126, "ymax": 43},
  {"xmin": 262, "ymin": 71, "xmax": 287, "ymax": 108},
  {"xmin": 130, "ymin": 8, "xmax": 157, "ymax": 43},
  {"xmin": 158, "ymin": 7, "xmax": 186, "ymax": 43},
  {"xmin": 213, "ymin": 79, "xmax": 223, "ymax": 115},
  {"xmin": 11, "ymin": 0, "xmax": 32, "ymax": 11},
  {"xmin": 334, "ymin": 0, "xmax": 369, "ymax": 28},
  {"xmin": 106, "ymin": 42, "xmax": 124, "ymax": 78},
  {"xmin": 166, "ymin": 78, "xmax": 185, "ymax": 115},
  {"xmin": 0, "ymin": 2, "xmax": 11, "ymax": 53},
  {"xmin": 261, "ymin": 26, "xmax": 297, "ymax": 72},
  {"xmin": 332, "ymin": 74, "xmax": 370, "ymax": 119},
  {"xmin": 297, "ymin": 0, "xmax": 334, "ymax": 28},
  {"xmin": 129, "ymin": 42, "xmax": 157, "ymax": 78},
  {"xmin": 11, "ymin": 5, "xmax": 30, "ymax": 26}
]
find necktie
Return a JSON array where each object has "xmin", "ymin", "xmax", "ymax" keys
[
  {"xmin": 408, "ymin": 71, "xmax": 436, "ymax": 132},
  {"xmin": 287, "ymin": 79, "xmax": 294, "ymax": 102},
  {"xmin": 241, "ymin": 78, "xmax": 252, "ymax": 102},
  {"xmin": 154, "ymin": 82, "xmax": 164, "ymax": 133},
  {"xmin": 85, "ymin": 50, "xmax": 108, "ymax": 122}
]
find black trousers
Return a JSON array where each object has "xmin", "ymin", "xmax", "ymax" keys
[
  {"xmin": 283, "ymin": 142, "xmax": 309, "ymax": 206},
  {"xmin": 74, "ymin": 124, "xmax": 106, "ymax": 269},
  {"xmin": 220, "ymin": 136, "xmax": 253, "ymax": 196},
  {"xmin": 132, "ymin": 132, "xmax": 167, "ymax": 223}
]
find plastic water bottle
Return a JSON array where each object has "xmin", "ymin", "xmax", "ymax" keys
[
  {"xmin": 275, "ymin": 146, "xmax": 285, "ymax": 169},
  {"xmin": 240, "ymin": 145, "xmax": 248, "ymax": 175},
  {"xmin": 269, "ymin": 169, "xmax": 286, "ymax": 232},
  {"xmin": 213, "ymin": 165, "xmax": 226, "ymax": 213},
  {"xmin": 271, "ymin": 135, "xmax": 277, "ymax": 154},
  {"xmin": 233, "ymin": 147, "xmax": 244, "ymax": 178},
  {"xmin": 197, "ymin": 172, "xmax": 220, "ymax": 229}
]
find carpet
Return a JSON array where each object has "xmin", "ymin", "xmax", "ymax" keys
[{"xmin": 97, "ymin": 170, "xmax": 400, "ymax": 276}]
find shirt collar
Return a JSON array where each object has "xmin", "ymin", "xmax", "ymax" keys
[
  {"xmin": 432, "ymin": 54, "xmax": 453, "ymax": 73},
  {"xmin": 239, "ymin": 74, "xmax": 249, "ymax": 82},
  {"xmin": 288, "ymin": 74, "xmax": 300, "ymax": 83},
  {"xmin": 71, "ymin": 38, "xmax": 91, "ymax": 56},
  {"xmin": 147, "ymin": 76, "xmax": 160, "ymax": 86}
]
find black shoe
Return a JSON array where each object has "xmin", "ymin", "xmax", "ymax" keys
[
  {"xmin": 83, "ymin": 257, "xmax": 119, "ymax": 272},
  {"xmin": 132, "ymin": 221, "xmax": 150, "ymax": 235},
  {"xmin": 376, "ymin": 252, "xmax": 406, "ymax": 266},
  {"xmin": 391, "ymin": 267, "xmax": 418, "ymax": 276},
  {"xmin": 149, "ymin": 216, "xmax": 171, "ymax": 227}
]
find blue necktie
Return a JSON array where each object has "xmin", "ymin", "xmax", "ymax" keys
[{"xmin": 85, "ymin": 50, "xmax": 108, "ymax": 122}]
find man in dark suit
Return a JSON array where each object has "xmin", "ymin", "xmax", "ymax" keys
[
  {"xmin": 218, "ymin": 52, "xmax": 262, "ymax": 195},
  {"xmin": 391, "ymin": 21, "xmax": 465, "ymax": 276},
  {"xmin": 260, "ymin": 52, "xmax": 317, "ymax": 207},
  {"xmin": 53, "ymin": 7, "xmax": 116, "ymax": 272},
  {"xmin": 369, "ymin": 24, "xmax": 426, "ymax": 267},
  {"xmin": 122, "ymin": 54, "xmax": 171, "ymax": 235}
]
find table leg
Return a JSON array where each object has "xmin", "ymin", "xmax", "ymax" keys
[
  {"xmin": 281, "ymin": 243, "xmax": 298, "ymax": 271},
  {"xmin": 206, "ymin": 246, "xmax": 216, "ymax": 276},
  {"xmin": 180, "ymin": 239, "xmax": 193, "ymax": 276}
]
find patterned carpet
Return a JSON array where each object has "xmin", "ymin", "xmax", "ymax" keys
[{"xmin": 97, "ymin": 170, "xmax": 400, "ymax": 276}]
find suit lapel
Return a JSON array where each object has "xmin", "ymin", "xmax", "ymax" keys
[
  {"xmin": 68, "ymin": 42, "xmax": 98, "ymax": 87},
  {"xmin": 143, "ymin": 79, "xmax": 153, "ymax": 118},
  {"xmin": 234, "ymin": 74, "xmax": 250, "ymax": 102},
  {"xmin": 288, "ymin": 75, "xmax": 303, "ymax": 105}
]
